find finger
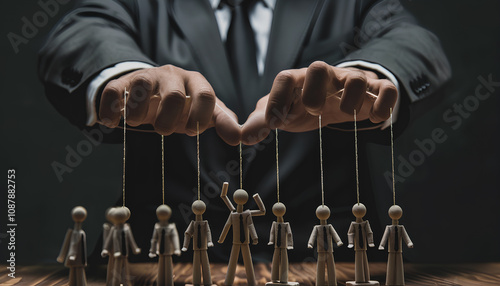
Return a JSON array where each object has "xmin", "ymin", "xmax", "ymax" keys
[
  {"xmin": 154, "ymin": 74, "xmax": 187, "ymax": 135},
  {"xmin": 99, "ymin": 78, "xmax": 128, "ymax": 128},
  {"xmin": 242, "ymin": 96, "xmax": 271, "ymax": 145},
  {"xmin": 184, "ymin": 72, "xmax": 216, "ymax": 135},
  {"xmin": 126, "ymin": 70, "xmax": 158, "ymax": 126},
  {"xmin": 339, "ymin": 70, "xmax": 368, "ymax": 115},
  {"xmin": 265, "ymin": 69, "xmax": 306, "ymax": 129},
  {"xmin": 369, "ymin": 79, "xmax": 398, "ymax": 123},
  {"xmin": 302, "ymin": 61, "xmax": 331, "ymax": 115},
  {"xmin": 213, "ymin": 98, "xmax": 241, "ymax": 146}
]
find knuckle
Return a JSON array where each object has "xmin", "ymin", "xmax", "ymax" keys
[
  {"xmin": 308, "ymin": 61, "xmax": 329, "ymax": 75},
  {"xmin": 104, "ymin": 80, "xmax": 122, "ymax": 94},
  {"xmin": 165, "ymin": 90, "xmax": 187, "ymax": 104},
  {"xmin": 196, "ymin": 90, "xmax": 216, "ymax": 104},
  {"xmin": 162, "ymin": 64, "xmax": 177, "ymax": 73},
  {"xmin": 131, "ymin": 76, "xmax": 154, "ymax": 92},
  {"xmin": 380, "ymin": 80, "xmax": 397, "ymax": 93},
  {"xmin": 275, "ymin": 70, "xmax": 295, "ymax": 85},
  {"xmin": 347, "ymin": 72, "xmax": 368, "ymax": 86},
  {"xmin": 188, "ymin": 70, "xmax": 203, "ymax": 78}
]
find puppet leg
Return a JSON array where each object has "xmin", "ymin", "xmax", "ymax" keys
[
  {"xmin": 106, "ymin": 256, "xmax": 115, "ymax": 286},
  {"xmin": 123, "ymin": 258, "xmax": 132, "ymax": 286},
  {"xmin": 241, "ymin": 244, "xmax": 256, "ymax": 286},
  {"xmin": 225, "ymin": 244, "xmax": 240, "ymax": 285},
  {"xmin": 157, "ymin": 255, "xmax": 166, "ymax": 286},
  {"xmin": 75, "ymin": 266, "xmax": 87, "ymax": 286},
  {"xmin": 316, "ymin": 252, "xmax": 326, "ymax": 286},
  {"xmin": 165, "ymin": 255, "xmax": 174, "ymax": 286},
  {"xmin": 326, "ymin": 252, "xmax": 336, "ymax": 286},
  {"xmin": 68, "ymin": 267, "xmax": 76, "ymax": 286},
  {"xmin": 271, "ymin": 248, "xmax": 280, "ymax": 282},
  {"xmin": 193, "ymin": 250, "xmax": 202, "ymax": 285},
  {"xmin": 280, "ymin": 248, "xmax": 289, "ymax": 283},
  {"xmin": 201, "ymin": 250, "xmax": 212, "ymax": 285}
]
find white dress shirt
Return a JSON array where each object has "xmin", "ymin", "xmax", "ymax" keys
[{"xmin": 86, "ymin": 0, "xmax": 398, "ymax": 128}]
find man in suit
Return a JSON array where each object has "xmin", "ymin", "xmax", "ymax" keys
[{"xmin": 38, "ymin": 0, "xmax": 450, "ymax": 262}]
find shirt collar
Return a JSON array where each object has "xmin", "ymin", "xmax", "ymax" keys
[{"xmin": 209, "ymin": 0, "xmax": 276, "ymax": 10}]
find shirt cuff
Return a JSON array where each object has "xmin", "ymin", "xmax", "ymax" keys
[
  {"xmin": 336, "ymin": 60, "xmax": 401, "ymax": 130},
  {"xmin": 86, "ymin": 61, "xmax": 155, "ymax": 126}
]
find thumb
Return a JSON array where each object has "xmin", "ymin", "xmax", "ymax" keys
[
  {"xmin": 212, "ymin": 98, "xmax": 241, "ymax": 146},
  {"xmin": 241, "ymin": 96, "xmax": 271, "ymax": 145}
]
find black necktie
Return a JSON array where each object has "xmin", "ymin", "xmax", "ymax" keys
[
  {"xmin": 323, "ymin": 226, "xmax": 328, "ymax": 251},
  {"xmin": 197, "ymin": 223, "xmax": 202, "ymax": 249},
  {"xmin": 277, "ymin": 224, "xmax": 282, "ymax": 247},
  {"xmin": 159, "ymin": 228, "xmax": 166, "ymax": 254},
  {"xmin": 239, "ymin": 214, "xmax": 246, "ymax": 243},
  {"xmin": 358, "ymin": 224, "xmax": 364, "ymax": 249},
  {"xmin": 225, "ymin": 0, "xmax": 260, "ymax": 112},
  {"xmin": 121, "ymin": 229, "xmax": 127, "ymax": 256},
  {"xmin": 394, "ymin": 226, "xmax": 399, "ymax": 251}
]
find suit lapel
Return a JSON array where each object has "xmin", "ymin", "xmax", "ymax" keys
[
  {"xmin": 170, "ymin": 0, "xmax": 241, "ymax": 113},
  {"xmin": 262, "ymin": 0, "xmax": 323, "ymax": 92}
]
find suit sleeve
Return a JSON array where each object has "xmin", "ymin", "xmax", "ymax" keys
[
  {"xmin": 340, "ymin": 0, "xmax": 451, "ymax": 104},
  {"xmin": 150, "ymin": 224, "xmax": 158, "ymax": 254},
  {"xmin": 183, "ymin": 221, "xmax": 194, "ymax": 250},
  {"xmin": 57, "ymin": 228, "xmax": 72, "ymax": 262},
  {"xmin": 365, "ymin": 221, "xmax": 374, "ymax": 245},
  {"xmin": 38, "ymin": 0, "xmax": 156, "ymax": 128},
  {"xmin": 401, "ymin": 225, "xmax": 413, "ymax": 247},
  {"xmin": 268, "ymin": 221, "xmax": 275, "ymax": 244},
  {"xmin": 286, "ymin": 223, "xmax": 294, "ymax": 248},
  {"xmin": 171, "ymin": 223, "xmax": 181, "ymax": 252},
  {"xmin": 347, "ymin": 223, "xmax": 355, "ymax": 245},
  {"xmin": 329, "ymin": 225, "xmax": 342, "ymax": 245},
  {"xmin": 308, "ymin": 226, "xmax": 317, "ymax": 247},
  {"xmin": 206, "ymin": 221, "xmax": 213, "ymax": 245},
  {"xmin": 379, "ymin": 225, "xmax": 390, "ymax": 249}
]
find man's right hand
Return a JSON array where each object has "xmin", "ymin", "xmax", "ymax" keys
[{"xmin": 99, "ymin": 65, "xmax": 241, "ymax": 145}]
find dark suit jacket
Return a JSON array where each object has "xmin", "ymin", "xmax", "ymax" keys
[{"xmin": 38, "ymin": 0, "xmax": 450, "ymax": 262}]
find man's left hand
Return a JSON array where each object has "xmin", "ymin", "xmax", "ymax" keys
[{"xmin": 241, "ymin": 61, "xmax": 398, "ymax": 144}]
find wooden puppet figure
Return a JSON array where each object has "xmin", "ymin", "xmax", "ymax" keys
[
  {"xmin": 149, "ymin": 204, "xmax": 181, "ymax": 286},
  {"xmin": 102, "ymin": 207, "xmax": 116, "ymax": 286},
  {"xmin": 266, "ymin": 202, "xmax": 298, "ymax": 286},
  {"xmin": 218, "ymin": 182, "xmax": 266, "ymax": 286},
  {"xmin": 308, "ymin": 205, "xmax": 343, "ymax": 286},
  {"xmin": 57, "ymin": 206, "xmax": 88, "ymax": 286},
  {"xmin": 379, "ymin": 205, "xmax": 413, "ymax": 286},
  {"xmin": 102, "ymin": 206, "xmax": 141, "ymax": 286},
  {"xmin": 182, "ymin": 200, "xmax": 215, "ymax": 286},
  {"xmin": 346, "ymin": 203, "xmax": 379, "ymax": 286}
]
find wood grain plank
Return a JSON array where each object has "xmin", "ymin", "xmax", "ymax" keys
[{"xmin": 1, "ymin": 263, "xmax": 500, "ymax": 285}]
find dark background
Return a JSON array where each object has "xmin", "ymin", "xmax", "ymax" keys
[{"xmin": 1, "ymin": 0, "xmax": 499, "ymax": 265}]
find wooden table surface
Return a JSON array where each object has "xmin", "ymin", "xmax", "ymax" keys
[{"xmin": 1, "ymin": 262, "xmax": 500, "ymax": 285}]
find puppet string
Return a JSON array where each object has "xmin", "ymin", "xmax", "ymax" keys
[
  {"xmin": 122, "ymin": 89, "xmax": 128, "ymax": 207},
  {"xmin": 161, "ymin": 135, "xmax": 165, "ymax": 204},
  {"xmin": 319, "ymin": 115, "xmax": 325, "ymax": 206},
  {"xmin": 354, "ymin": 109, "xmax": 360, "ymax": 205},
  {"xmin": 275, "ymin": 128, "xmax": 280, "ymax": 202},
  {"xmin": 239, "ymin": 142, "xmax": 243, "ymax": 189},
  {"xmin": 197, "ymin": 122, "xmax": 200, "ymax": 201},
  {"xmin": 390, "ymin": 107, "xmax": 396, "ymax": 205}
]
